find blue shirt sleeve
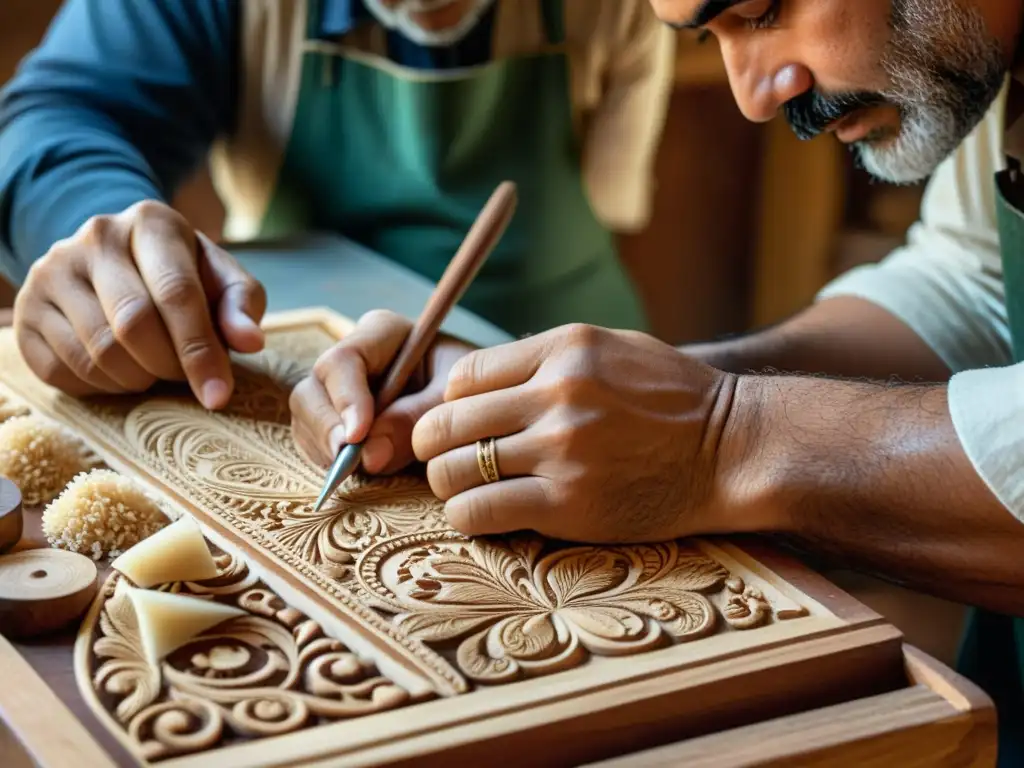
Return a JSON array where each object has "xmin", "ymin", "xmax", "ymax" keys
[{"xmin": 0, "ymin": 0, "xmax": 239, "ymax": 284}]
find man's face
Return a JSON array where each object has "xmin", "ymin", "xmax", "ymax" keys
[
  {"xmin": 651, "ymin": 0, "xmax": 1020, "ymax": 184},
  {"xmin": 363, "ymin": 0, "xmax": 497, "ymax": 46}
]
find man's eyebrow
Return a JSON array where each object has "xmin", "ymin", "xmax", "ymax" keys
[{"xmin": 666, "ymin": 0, "xmax": 743, "ymax": 30}]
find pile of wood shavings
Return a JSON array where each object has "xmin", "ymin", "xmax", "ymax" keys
[
  {"xmin": 0, "ymin": 414, "xmax": 86, "ymax": 504},
  {"xmin": 43, "ymin": 469, "xmax": 170, "ymax": 560}
]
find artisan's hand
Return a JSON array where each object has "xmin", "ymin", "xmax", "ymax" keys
[
  {"xmin": 13, "ymin": 201, "xmax": 266, "ymax": 409},
  {"xmin": 411, "ymin": 324, "xmax": 738, "ymax": 542},
  {"xmin": 290, "ymin": 309, "xmax": 476, "ymax": 474}
]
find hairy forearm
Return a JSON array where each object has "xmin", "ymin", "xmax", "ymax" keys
[
  {"xmin": 682, "ymin": 297, "xmax": 952, "ymax": 383},
  {"xmin": 719, "ymin": 373, "xmax": 1024, "ymax": 615}
]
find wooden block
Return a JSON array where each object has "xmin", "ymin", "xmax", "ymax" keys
[
  {"xmin": 0, "ymin": 477, "xmax": 23, "ymax": 554},
  {"xmin": 0, "ymin": 549, "xmax": 98, "ymax": 638}
]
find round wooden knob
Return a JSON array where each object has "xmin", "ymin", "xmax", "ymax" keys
[
  {"xmin": 0, "ymin": 549, "xmax": 98, "ymax": 638},
  {"xmin": 0, "ymin": 477, "xmax": 23, "ymax": 555}
]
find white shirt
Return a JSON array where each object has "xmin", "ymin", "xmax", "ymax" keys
[{"xmin": 818, "ymin": 81, "xmax": 1024, "ymax": 520}]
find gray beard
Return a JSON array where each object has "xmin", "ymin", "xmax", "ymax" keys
[
  {"xmin": 361, "ymin": 0, "xmax": 497, "ymax": 47},
  {"xmin": 854, "ymin": 0, "xmax": 1006, "ymax": 184}
]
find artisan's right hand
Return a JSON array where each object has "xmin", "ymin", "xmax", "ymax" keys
[
  {"xmin": 290, "ymin": 309, "xmax": 476, "ymax": 475},
  {"xmin": 13, "ymin": 200, "xmax": 267, "ymax": 409}
]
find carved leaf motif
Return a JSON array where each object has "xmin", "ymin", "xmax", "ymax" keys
[
  {"xmin": 542, "ymin": 550, "xmax": 624, "ymax": 605},
  {"xmin": 358, "ymin": 533, "xmax": 754, "ymax": 683},
  {"xmin": 559, "ymin": 606, "xmax": 648, "ymax": 642},
  {"xmin": 392, "ymin": 611, "xmax": 497, "ymax": 643},
  {"xmin": 93, "ymin": 582, "xmax": 161, "ymax": 722}
]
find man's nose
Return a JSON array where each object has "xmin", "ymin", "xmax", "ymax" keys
[{"xmin": 729, "ymin": 62, "xmax": 813, "ymax": 123}]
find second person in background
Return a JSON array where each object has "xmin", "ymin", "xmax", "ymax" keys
[{"xmin": 0, "ymin": 0, "xmax": 675, "ymax": 407}]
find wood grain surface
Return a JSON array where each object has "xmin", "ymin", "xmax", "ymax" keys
[{"xmin": 0, "ymin": 631, "xmax": 118, "ymax": 768}]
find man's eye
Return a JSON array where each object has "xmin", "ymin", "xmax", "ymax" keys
[{"xmin": 748, "ymin": 0, "xmax": 781, "ymax": 30}]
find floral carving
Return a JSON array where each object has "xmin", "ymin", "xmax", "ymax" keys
[
  {"xmin": 83, "ymin": 553, "xmax": 411, "ymax": 762},
  {"xmin": 357, "ymin": 532, "xmax": 782, "ymax": 683}
]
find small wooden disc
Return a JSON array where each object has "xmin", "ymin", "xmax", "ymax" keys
[
  {"xmin": 0, "ymin": 549, "xmax": 98, "ymax": 639},
  {"xmin": 0, "ymin": 477, "xmax": 23, "ymax": 555}
]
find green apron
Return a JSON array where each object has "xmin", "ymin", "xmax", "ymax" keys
[
  {"xmin": 257, "ymin": 0, "xmax": 648, "ymax": 339},
  {"xmin": 958, "ymin": 164, "xmax": 1024, "ymax": 766}
]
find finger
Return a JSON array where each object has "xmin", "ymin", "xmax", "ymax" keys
[
  {"xmin": 445, "ymin": 333, "xmax": 552, "ymax": 401},
  {"xmin": 54, "ymin": 271, "xmax": 158, "ymax": 392},
  {"xmin": 289, "ymin": 376, "xmax": 345, "ymax": 464},
  {"xmin": 30, "ymin": 306, "xmax": 121, "ymax": 393},
  {"xmin": 425, "ymin": 431, "xmax": 537, "ymax": 501},
  {"xmin": 131, "ymin": 214, "xmax": 233, "ymax": 409},
  {"xmin": 292, "ymin": 417, "xmax": 332, "ymax": 469},
  {"xmin": 444, "ymin": 477, "xmax": 553, "ymax": 537},
  {"xmin": 89, "ymin": 243, "xmax": 181, "ymax": 382},
  {"xmin": 364, "ymin": 383, "xmax": 446, "ymax": 475},
  {"xmin": 15, "ymin": 325, "xmax": 105, "ymax": 398},
  {"xmin": 313, "ymin": 310, "xmax": 412, "ymax": 443},
  {"xmin": 411, "ymin": 386, "xmax": 535, "ymax": 462},
  {"xmin": 197, "ymin": 232, "xmax": 267, "ymax": 354}
]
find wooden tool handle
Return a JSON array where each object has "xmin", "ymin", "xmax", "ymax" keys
[
  {"xmin": 0, "ymin": 477, "xmax": 23, "ymax": 555},
  {"xmin": 0, "ymin": 550, "xmax": 98, "ymax": 639},
  {"xmin": 374, "ymin": 181, "xmax": 517, "ymax": 413}
]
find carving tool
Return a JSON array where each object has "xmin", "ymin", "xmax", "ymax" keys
[{"xmin": 311, "ymin": 181, "xmax": 518, "ymax": 513}]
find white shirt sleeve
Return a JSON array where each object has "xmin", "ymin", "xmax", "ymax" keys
[
  {"xmin": 817, "ymin": 82, "xmax": 1012, "ymax": 373},
  {"xmin": 817, "ymin": 83, "xmax": 1024, "ymax": 521}
]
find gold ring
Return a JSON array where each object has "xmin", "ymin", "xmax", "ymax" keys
[{"xmin": 476, "ymin": 437, "xmax": 501, "ymax": 484}]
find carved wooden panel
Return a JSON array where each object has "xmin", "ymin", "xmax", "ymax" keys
[
  {"xmin": 0, "ymin": 308, "xmax": 905, "ymax": 767},
  {"xmin": 79, "ymin": 552, "xmax": 411, "ymax": 763}
]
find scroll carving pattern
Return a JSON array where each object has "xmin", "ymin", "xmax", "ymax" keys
[{"xmin": 83, "ymin": 553, "xmax": 412, "ymax": 762}]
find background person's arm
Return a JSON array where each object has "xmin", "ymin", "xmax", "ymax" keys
[{"xmin": 0, "ymin": 0, "xmax": 239, "ymax": 282}]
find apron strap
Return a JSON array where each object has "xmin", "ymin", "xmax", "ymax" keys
[{"xmin": 539, "ymin": 0, "xmax": 565, "ymax": 46}]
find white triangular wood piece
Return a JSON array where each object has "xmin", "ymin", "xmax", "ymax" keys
[
  {"xmin": 111, "ymin": 515, "xmax": 218, "ymax": 588},
  {"xmin": 125, "ymin": 587, "xmax": 245, "ymax": 664}
]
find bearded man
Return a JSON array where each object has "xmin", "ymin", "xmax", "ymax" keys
[
  {"xmin": 0, "ymin": 0, "xmax": 674, "ymax": 408},
  {"xmin": 289, "ymin": 1, "xmax": 1024, "ymax": 760}
]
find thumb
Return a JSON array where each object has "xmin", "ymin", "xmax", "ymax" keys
[
  {"xmin": 363, "ymin": 383, "xmax": 445, "ymax": 475},
  {"xmin": 197, "ymin": 232, "xmax": 267, "ymax": 354}
]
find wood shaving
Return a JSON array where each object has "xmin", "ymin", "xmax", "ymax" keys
[
  {"xmin": 0, "ymin": 414, "xmax": 86, "ymax": 505},
  {"xmin": 42, "ymin": 469, "xmax": 169, "ymax": 560}
]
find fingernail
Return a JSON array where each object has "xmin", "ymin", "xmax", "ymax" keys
[
  {"xmin": 340, "ymin": 404, "xmax": 359, "ymax": 440},
  {"xmin": 201, "ymin": 378, "xmax": 230, "ymax": 410},
  {"xmin": 328, "ymin": 424, "xmax": 347, "ymax": 455},
  {"xmin": 362, "ymin": 436, "xmax": 394, "ymax": 474}
]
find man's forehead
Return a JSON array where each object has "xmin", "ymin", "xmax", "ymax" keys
[{"xmin": 652, "ymin": 0, "xmax": 743, "ymax": 29}]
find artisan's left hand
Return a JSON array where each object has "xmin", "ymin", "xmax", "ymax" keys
[{"xmin": 412, "ymin": 324, "xmax": 740, "ymax": 543}]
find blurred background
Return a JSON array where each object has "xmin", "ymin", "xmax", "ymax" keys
[{"xmin": 0, "ymin": 0, "xmax": 927, "ymax": 343}]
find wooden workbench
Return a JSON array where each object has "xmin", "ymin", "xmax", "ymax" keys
[{"xmin": 0, "ymin": 302, "xmax": 998, "ymax": 767}]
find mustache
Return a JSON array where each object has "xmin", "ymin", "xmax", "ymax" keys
[{"xmin": 784, "ymin": 89, "xmax": 888, "ymax": 141}]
